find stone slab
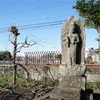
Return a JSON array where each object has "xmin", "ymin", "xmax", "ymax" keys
[
  {"xmin": 50, "ymin": 88, "xmax": 81, "ymax": 100},
  {"xmin": 50, "ymin": 77, "xmax": 86, "ymax": 100},
  {"xmin": 59, "ymin": 88, "xmax": 81, "ymax": 100},
  {"xmin": 59, "ymin": 76, "xmax": 86, "ymax": 90},
  {"xmin": 87, "ymin": 74, "xmax": 100, "ymax": 82},
  {"xmin": 87, "ymin": 67, "xmax": 100, "ymax": 74}
]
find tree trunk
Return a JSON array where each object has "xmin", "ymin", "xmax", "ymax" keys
[
  {"xmin": 98, "ymin": 27, "xmax": 100, "ymax": 49},
  {"xmin": 13, "ymin": 33, "xmax": 17, "ymax": 85},
  {"xmin": 9, "ymin": 26, "xmax": 19, "ymax": 85}
]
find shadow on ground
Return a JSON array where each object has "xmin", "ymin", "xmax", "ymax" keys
[{"xmin": 81, "ymin": 89, "xmax": 100, "ymax": 100}]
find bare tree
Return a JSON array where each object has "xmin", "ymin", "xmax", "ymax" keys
[{"xmin": 8, "ymin": 26, "xmax": 37, "ymax": 85}]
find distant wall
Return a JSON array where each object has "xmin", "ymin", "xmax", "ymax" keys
[
  {"xmin": 25, "ymin": 64, "xmax": 100, "ymax": 82},
  {"xmin": 25, "ymin": 65, "xmax": 59, "ymax": 80},
  {"xmin": 86, "ymin": 64, "xmax": 100, "ymax": 82}
]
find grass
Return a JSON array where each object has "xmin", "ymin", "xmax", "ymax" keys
[
  {"xmin": 0, "ymin": 70, "xmax": 100, "ymax": 91},
  {"xmin": 86, "ymin": 81, "xmax": 100, "ymax": 90},
  {"xmin": 0, "ymin": 70, "xmax": 59, "ymax": 89},
  {"xmin": 0, "ymin": 70, "xmax": 34, "ymax": 88},
  {"xmin": 1, "ymin": 70, "xmax": 100, "ymax": 91}
]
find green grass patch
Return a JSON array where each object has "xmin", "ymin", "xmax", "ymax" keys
[
  {"xmin": 86, "ymin": 81, "xmax": 100, "ymax": 90},
  {"xmin": 0, "ymin": 70, "xmax": 59, "ymax": 89}
]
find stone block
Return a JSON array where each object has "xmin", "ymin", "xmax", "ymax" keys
[
  {"xmin": 87, "ymin": 74, "xmax": 100, "ymax": 82},
  {"xmin": 87, "ymin": 67, "xmax": 100, "ymax": 74},
  {"xmin": 50, "ymin": 88, "xmax": 81, "ymax": 100},
  {"xmin": 59, "ymin": 76, "xmax": 86, "ymax": 90},
  {"xmin": 59, "ymin": 88, "xmax": 81, "ymax": 100},
  {"xmin": 50, "ymin": 77, "xmax": 86, "ymax": 100}
]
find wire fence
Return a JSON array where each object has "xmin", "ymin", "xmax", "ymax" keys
[
  {"xmin": 24, "ymin": 51, "xmax": 61, "ymax": 65},
  {"xmin": 0, "ymin": 51, "xmax": 62, "ymax": 66}
]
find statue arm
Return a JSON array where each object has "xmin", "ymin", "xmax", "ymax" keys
[{"xmin": 63, "ymin": 32, "xmax": 70, "ymax": 47}]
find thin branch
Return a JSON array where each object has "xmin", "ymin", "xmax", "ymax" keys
[
  {"xmin": 16, "ymin": 72, "xmax": 24, "ymax": 79},
  {"xmin": 8, "ymin": 34, "xmax": 14, "ymax": 44},
  {"xmin": 16, "ymin": 37, "xmax": 38, "ymax": 53},
  {"xmin": 16, "ymin": 63, "xmax": 31, "ymax": 81}
]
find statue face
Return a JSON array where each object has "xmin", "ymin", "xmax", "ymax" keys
[{"xmin": 71, "ymin": 23, "xmax": 76, "ymax": 34}]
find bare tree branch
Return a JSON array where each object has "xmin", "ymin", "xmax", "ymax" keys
[
  {"xmin": 16, "ymin": 36, "xmax": 38, "ymax": 53},
  {"xmin": 8, "ymin": 34, "xmax": 14, "ymax": 44},
  {"xmin": 16, "ymin": 63, "xmax": 31, "ymax": 82}
]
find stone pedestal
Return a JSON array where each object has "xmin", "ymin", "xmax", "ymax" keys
[{"xmin": 50, "ymin": 76, "xmax": 86, "ymax": 100}]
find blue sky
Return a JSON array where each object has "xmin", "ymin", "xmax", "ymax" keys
[{"xmin": 0, "ymin": 0, "xmax": 99, "ymax": 55}]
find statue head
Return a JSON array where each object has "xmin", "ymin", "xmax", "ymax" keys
[{"xmin": 70, "ymin": 22, "xmax": 77, "ymax": 34}]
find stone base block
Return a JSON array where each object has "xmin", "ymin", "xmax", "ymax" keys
[
  {"xmin": 59, "ymin": 76, "xmax": 86, "ymax": 90},
  {"xmin": 50, "ymin": 76, "xmax": 86, "ymax": 100},
  {"xmin": 59, "ymin": 88, "xmax": 81, "ymax": 100},
  {"xmin": 50, "ymin": 88, "xmax": 81, "ymax": 100}
]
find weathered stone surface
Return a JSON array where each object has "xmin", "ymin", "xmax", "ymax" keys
[
  {"xmin": 59, "ymin": 89, "xmax": 81, "ymax": 100},
  {"xmin": 50, "ymin": 88, "xmax": 81, "ymax": 100},
  {"xmin": 50, "ymin": 16, "xmax": 87, "ymax": 100},
  {"xmin": 59, "ymin": 77, "xmax": 86, "ymax": 90},
  {"xmin": 59, "ymin": 64, "xmax": 86, "ymax": 78},
  {"xmin": 50, "ymin": 88, "xmax": 60, "ymax": 99},
  {"xmin": 87, "ymin": 74, "xmax": 100, "ymax": 82},
  {"xmin": 50, "ymin": 77, "xmax": 86, "ymax": 100},
  {"xmin": 61, "ymin": 16, "xmax": 85, "ymax": 66},
  {"xmin": 51, "ymin": 88, "xmax": 84, "ymax": 100},
  {"xmin": 87, "ymin": 67, "xmax": 100, "ymax": 74},
  {"xmin": 86, "ymin": 66, "xmax": 100, "ymax": 82},
  {"xmin": 59, "ymin": 16, "xmax": 86, "ymax": 77}
]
